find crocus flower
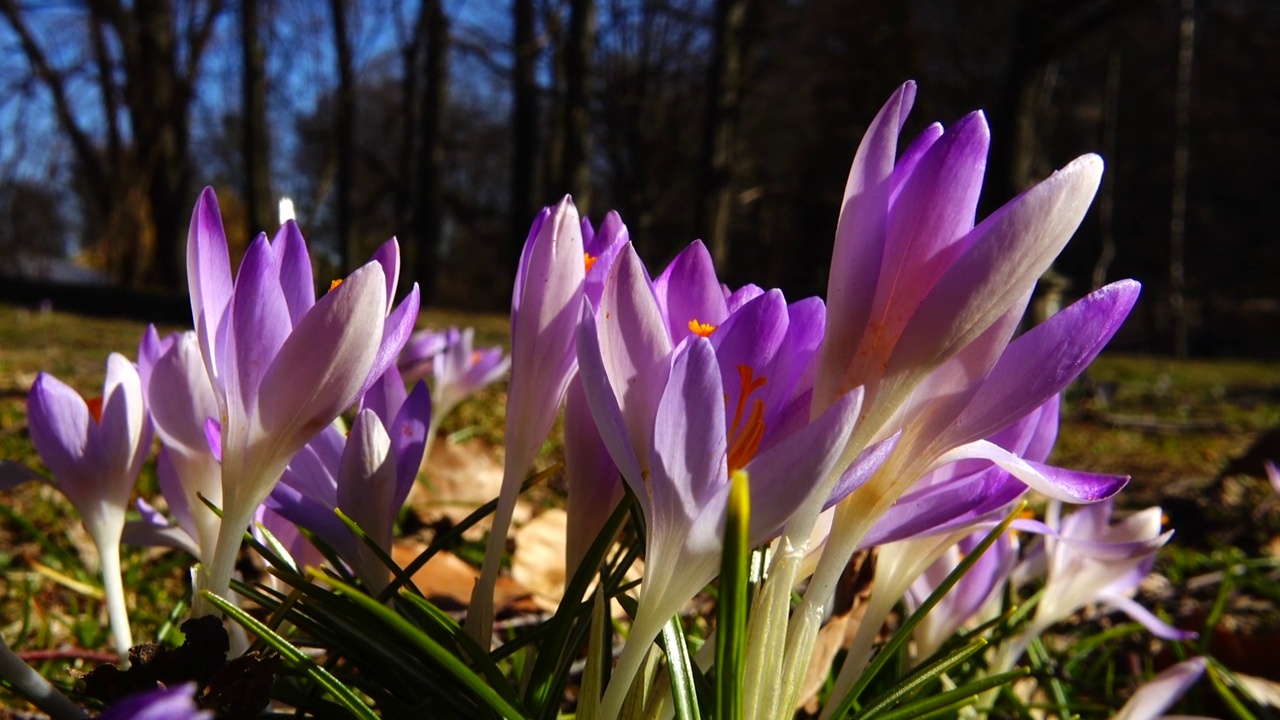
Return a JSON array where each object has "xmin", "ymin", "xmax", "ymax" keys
[
  {"xmin": 469, "ymin": 197, "xmax": 585, "ymax": 644},
  {"xmin": 1113, "ymin": 657, "xmax": 1210, "ymax": 720},
  {"xmin": 268, "ymin": 367, "xmax": 430, "ymax": 592},
  {"xmin": 25, "ymin": 354, "xmax": 150, "ymax": 660},
  {"xmin": 399, "ymin": 326, "xmax": 508, "ymax": 452},
  {"xmin": 185, "ymin": 188, "xmax": 419, "ymax": 613},
  {"xmin": 577, "ymin": 244, "xmax": 862, "ymax": 717},
  {"xmin": 1020, "ymin": 499, "xmax": 1193, "ymax": 643},
  {"xmin": 748, "ymin": 83, "xmax": 1138, "ymax": 716},
  {"xmin": 98, "ymin": 681, "xmax": 212, "ymax": 720}
]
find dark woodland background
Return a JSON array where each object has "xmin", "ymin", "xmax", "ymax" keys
[{"xmin": 0, "ymin": 0, "xmax": 1275, "ymax": 356}]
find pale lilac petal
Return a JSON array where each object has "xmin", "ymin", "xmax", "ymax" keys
[
  {"xmin": 156, "ymin": 448, "xmax": 195, "ymax": 540},
  {"xmin": 1269, "ymin": 461, "xmax": 1280, "ymax": 495},
  {"xmin": 815, "ymin": 81, "xmax": 916, "ymax": 409},
  {"xmin": 889, "ymin": 155, "xmax": 1104, "ymax": 373},
  {"xmin": 511, "ymin": 209, "xmax": 550, "ymax": 325},
  {"xmin": 934, "ymin": 439, "xmax": 1127, "ymax": 503},
  {"xmin": 98, "ymin": 353, "xmax": 151, "ymax": 484},
  {"xmin": 1100, "ymin": 592, "xmax": 1197, "ymax": 641},
  {"xmin": 863, "ymin": 468, "xmax": 1023, "ymax": 548},
  {"xmin": 584, "ymin": 210, "xmax": 628, "ymax": 308},
  {"xmin": 505, "ymin": 197, "xmax": 585, "ymax": 474},
  {"xmin": 357, "ymin": 283, "xmax": 420, "ymax": 401},
  {"xmin": 649, "ymin": 338, "xmax": 727, "ymax": 554},
  {"xmin": 725, "ymin": 284, "xmax": 764, "ymax": 313},
  {"xmin": 369, "ymin": 238, "xmax": 402, "ymax": 313},
  {"xmin": 653, "ymin": 241, "xmax": 728, "ymax": 344},
  {"xmin": 272, "ymin": 220, "xmax": 316, "ymax": 325},
  {"xmin": 336, "ymin": 409, "xmax": 397, "ymax": 549},
  {"xmin": 26, "ymin": 373, "xmax": 91, "ymax": 487},
  {"xmin": 1114, "ymin": 657, "xmax": 1207, "ymax": 720},
  {"xmin": 122, "ymin": 498, "xmax": 201, "ymax": 556},
  {"xmin": 576, "ymin": 300, "xmax": 646, "ymax": 492},
  {"xmin": 596, "ymin": 244, "xmax": 672, "ymax": 458},
  {"xmin": 186, "ymin": 188, "xmax": 234, "ymax": 385},
  {"xmin": 259, "ymin": 261, "xmax": 386, "ymax": 449},
  {"xmin": 147, "ymin": 332, "xmax": 219, "ymax": 454},
  {"xmin": 136, "ymin": 324, "xmax": 174, "ymax": 390}
]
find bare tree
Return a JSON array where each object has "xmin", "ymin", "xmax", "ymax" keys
[
  {"xmin": 241, "ymin": 0, "xmax": 273, "ymax": 238},
  {"xmin": 0, "ymin": 0, "xmax": 224, "ymax": 287},
  {"xmin": 329, "ymin": 0, "xmax": 355, "ymax": 272},
  {"xmin": 511, "ymin": 0, "xmax": 539, "ymax": 262},
  {"xmin": 699, "ymin": 0, "xmax": 749, "ymax": 271}
]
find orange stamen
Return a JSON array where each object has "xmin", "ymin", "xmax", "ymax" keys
[
  {"xmin": 329, "ymin": 278, "xmax": 344, "ymax": 292},
  {"xmin": 86, "ymin": 396, "xmax": 104, "ymax": 424},
  {"xmin": 726, "ymin": 365, "xmax": 767, "ymax": 473},
  {"xmin": 584, "ymin": 252, "xmax": 598, "ymax": 272},
  {"xmin": 688, "ymin": 319, "xmax": 718, "ymax": 338}
]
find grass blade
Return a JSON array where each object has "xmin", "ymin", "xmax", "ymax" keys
[{"xmin": 715, "ymin": 469, "xmax": 751, "ymax": 720}]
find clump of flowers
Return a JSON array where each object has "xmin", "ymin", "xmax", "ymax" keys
[{"xmin": 0, "ymin": 83, "xmax": 1229, "ymax": 720}]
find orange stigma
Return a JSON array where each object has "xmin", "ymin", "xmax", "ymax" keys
[
  {"xmin": 85, "ymin": 396, "xmax": 104, "ymax": 424},
  {"xmin": 726, "ymin": 365, "xmax": 767, "ymax": 473},
  {"xmin": 688, "ymin": 319, "xmax": 718, "ymax": 338},
  {"xmin": 584, "ymin": 252, "xmax": 598, "ymax": 272},
  {"xmin": 329, "ymin": 278, "xmax": 344, "ymax": 292}
]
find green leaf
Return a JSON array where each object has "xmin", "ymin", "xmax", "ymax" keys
[
  {"xmin": 828, "ymin": 503, "xmax": 1025, "ymax": 719},
  {"xmin": 658, "ymin": 615, "xmax": 704, "ymax": 720},
  {"xmin": 862, "ymin": 669, "xmax": 1030, "ymax": 720},
  {"xmin": 312, "ymin": 573, "xmax": 528, "ymax": 719},
  {"xmin": 199, "ymin": 590, "xmax": 379, "ymax": 720},
  {"xmin": 715, "ymin": 469, "xmax": 751, "ymax": 720},
  {"xmin": 851, "ymin": 637, "xmax": 987, "ymax": 719}
]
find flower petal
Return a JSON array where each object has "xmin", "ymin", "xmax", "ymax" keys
[
  {"xmin": 272, "ymin": 220, "xmax": 316, "ymax": 325},
  {"xmin": 26, "ymin": 372, "xmax": 91, "ymax": 488},
  {"xmin": 653, "ymin": 241, "xmax": 728, "ymax": 344},
  {"xmin": 934, "ymin": 439, "xmax": 1127, "ymax": 503},
  {"xmin": 186, "ymin": 188, "xmax": 234, "ymax": 386}
]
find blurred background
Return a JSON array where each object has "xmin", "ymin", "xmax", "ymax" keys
[{"xmin": 0, "ymin": 0, "xmax": 1275, "ymax": 356}]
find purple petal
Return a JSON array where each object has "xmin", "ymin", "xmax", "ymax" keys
[
  {"xmin": 889, "ymin": 122, "xmax": 944, "ymax": 202},
  {"xmin": 815, "ymin": 81, "xmax": 916, "ymax": 409},
  {"xmin": 564, "ymin": 375, "xmax": 623, "ymax": 573},
  {"xmin": 259, "ymin": 261, "xmax": 387, "ymax": 450},
  {"xmin": 26, "ymin": 373, "xmax": 91, "ymax": 488},
  {"xmin": 389, "ymin": 380, "xmax": 431, "ymax": 512},
  {"xmin": 595, "ymin": 244, "xmax": 672, "ymax": 459},
  {"xmin": 937, "ymin": 440, "xmax": 1127, "ymax": 503},
  {"xmin": 97, "ymin": 353, "xmax": 151, "ymax": 484},
  {"xmin": 369, "ymin": 237, "xmax": 402, "ymax": 313},
  {"xmin": 1100, "ymin": 593, "xmax": 1198, "ymax": 642},
  {"xmin": 98, "ymin": 681, "xmax": 212, "ymax": 720},
  {"xmin": 272, "ymin": 221, "xmax": 316, "ymax": 325},
  {"xmin": 649, "ymin": 338, "xmax": 728, "ymax": 532},
  {"xmin": 744, "ymin": 386, "xmax": 862, "ymax": 544},
  {"xmin": 826, "ymin": 430, "xmax": 899, "ymax": 509},
  {"xmin": 653, "ymin": 241, "xmax": 728, "ymax": 344},
  {"xmin": 1114, "ymin": 657, "xmax": 1207, "ymax": 720},
  {"xmin": 228, "ymin": 234, "xmax": 291, "ymax": 412},
  {"xmin": 889, "ymin": 155, "xmax": 1104, "ymax": 373},
  {"xmin": 0, "ymin": 461, "xmax": 43, "ymax": 491},
  {"xmin": 945, "ymin": 281, "xmax": 1140, "ymax": 448},
  {"xmin": 147, "ymin": 332, "xmax": 220, "ymax": 454},
  {"xmin": 336, "ymin": 409, "xmax": 398, "ymax": 548},
  {"xmin": 186, "ymin": 188, "xmax": 234, "ymax": 385},
  {"xmin": 204, "ymin": 418, "xmax": 222, "ymax": 462},
  {"xmin": 356, "ymin": 283, "xmax": 421, "ymax": 402}
]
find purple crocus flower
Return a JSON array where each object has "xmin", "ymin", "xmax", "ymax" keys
[
  {"xmin": 25, "ymin": 354, "xmax": 151, "ymax": 659},
  {"xmin": 470, "ymin": 197, "xmax": 586, "ymax": 644},
  {"xmin": 268, "ymin": 367, "xmax": 431, "ymax": 592},
  {"xmin": 185, "ymin": 188, "xmax": 419, "ymax": 613},
  {"xmin": 577, "ymin": 245, "xmax": 862, "ymax": 718},
  {"xmin": 1020, "ymin": 498, "xmax": 1193, "ymax": 643},
  {"xmin": 399, "ymin": 326, "xmax": 509, "ymax": 451},
  {"xmin": 98, "ymin": 681, "xmax": 212, "ymax": 720}
]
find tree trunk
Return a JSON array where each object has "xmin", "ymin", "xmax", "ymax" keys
[
  {"xmin": 561, "ymin": 0, "xmax": 594, "ymax": 208},
  {"xmin": 1169, "ymin": 0, "xmax": 1195, "ymax": 357},
  {"xmin": 241, "ymin": 0, "xmax": 273, "ymax": 237},
  {"xmin": 330, "ymin": 0, "xmax": 356, "ymax": 273},
  {"xmin": 699, "ymin": 0, "xmax": 748, "ymax": 273},
  {"xmin": 511, "ymin": 0, "xmax": 539, "ymax": 263},
  {"xmin": 414, "ymin": 0, "xmax": 448, "ymax": 305}
]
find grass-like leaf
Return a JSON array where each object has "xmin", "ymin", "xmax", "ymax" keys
[
  {"xmin": 658, "ymin": 614, "xmax": 704, "ymax": 720},
  {"xmin": 312, "ymin": 573, "xmax": 528, "ymax": 719},
  {"xmin": 827, "ymin": 503, "xmax": 1025, "ymax": 719},
  {"xmin": 864, "ymin": 669, "xmax": 1030, "ymax": 720},
  {"xmin": 715, "ymin": 469, "xmax": 751, "ymax": 720},
  {"xmin": 200, "ymin": 590, "xmax": 379, "ymax": 720}
]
